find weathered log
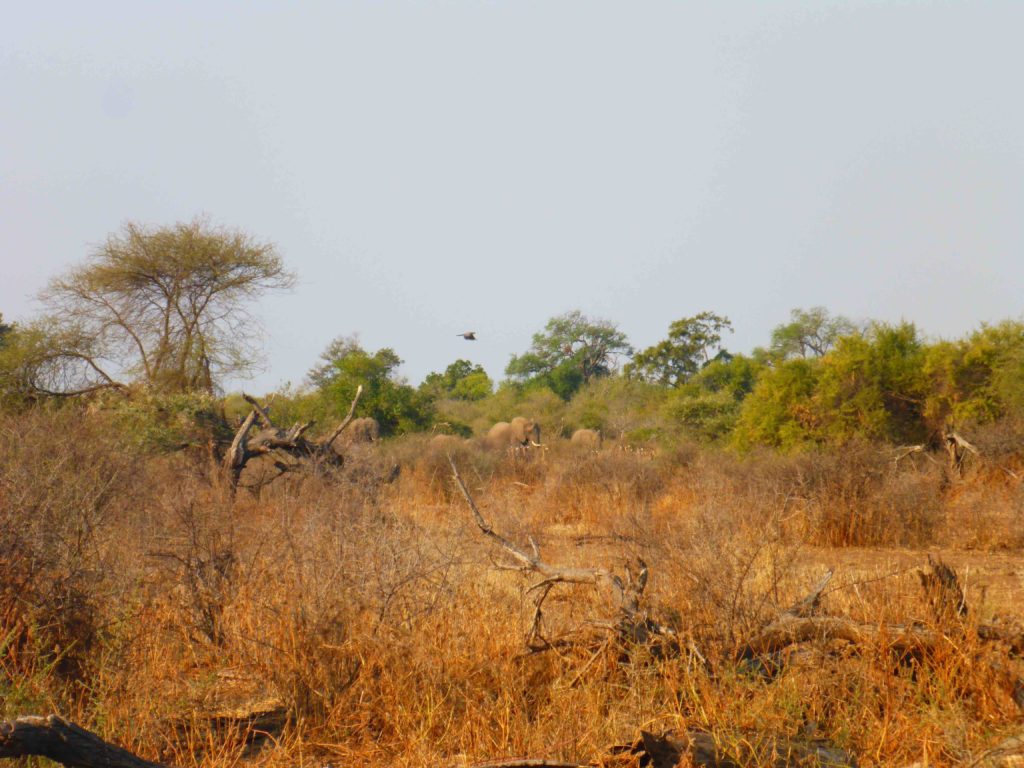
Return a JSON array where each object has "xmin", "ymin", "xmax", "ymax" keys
[
  {"xmin": 741, "ymin": 615, "xmax": 941, "ymax": 659},
  {"xmin": 606, "ymin": 729, "xmax": 856, "ymax": 768},
  {"xmin": 223, "ymin": 385, "xmax": 363, "ymax": 488},
  {"xmin": 0, "ymin": 715, "xmax": 167, "ymax": 768}
]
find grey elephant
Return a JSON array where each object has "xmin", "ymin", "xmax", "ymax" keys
[
  {"xmin": 570, "ymin": 428, "xmax": 602, "ymax": 450},
  {"xmin": 349, "ymin": 417, "xmax": 380, "ymax": 443},
  {"xmin": 486, "ymin": 416, "xmax": 541, "ymax": 449}
]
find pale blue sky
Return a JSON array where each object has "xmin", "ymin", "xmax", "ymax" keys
[{"xmin": 3, "ymin": 2, "xmax": 1023, "ymax": 392}]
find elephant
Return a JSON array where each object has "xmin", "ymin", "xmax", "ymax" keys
[
  {"xmin": 570, "ymin": 428, "xmax": 602, "ymax": 450},
  {"xmin": 487, "ymin": 416, "xmax": 542, "ymax": 449},
  {"xmin": 332, "ymin": 417, "xmax": 380, "ymax": 454}
]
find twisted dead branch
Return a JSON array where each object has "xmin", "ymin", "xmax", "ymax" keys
[
  {"xmin": 448, "ymin": 455, "xmax": 675, "ymax": 653},
  {"xmin": 223, "ymin": 384, "xmax": 363, "ymax": 488}
]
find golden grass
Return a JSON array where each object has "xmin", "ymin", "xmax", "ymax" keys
[{"xmin": 1, "ymin": 410, "xmax": 1023, "ymax": 766}]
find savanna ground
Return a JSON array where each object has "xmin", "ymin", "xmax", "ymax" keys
[{"xmin": 2, "ymin": 409, "xmax": 1023, "ymax": 767}]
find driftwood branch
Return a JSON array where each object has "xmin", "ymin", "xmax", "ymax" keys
[{"xmin": 0, "ymin": 715, "xmax": 166, "ymax": 768}]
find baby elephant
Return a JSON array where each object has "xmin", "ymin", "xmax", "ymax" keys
[{"xmin": 570, "ymin": 428, "xmax": 602, "ymax": 450}]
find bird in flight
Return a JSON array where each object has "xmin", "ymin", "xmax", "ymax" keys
[{"xmin": 457, "ymin": 331, "xmax": 477, "ymax": 340}]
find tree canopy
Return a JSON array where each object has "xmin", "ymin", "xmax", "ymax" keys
[
  {"xmin": 506, "ymin": 310, "xmax": 633, "ymax": 399},
  {"xmin": 309, "ymin": 335, "xmax": 433, "ymax": 435},
  {"xmin": 626, "ymin": 312, "xmax": 733, "ymax": 387},
  {"xmin": 420, "ymin": 359, "xmax": 493, "ymax": 401},
  {"xmin": 29, "ymin": 218, "xmax": 294, "ymax": 396},
  {"xmin": 768, "ymin": 307, "xmax": 858, "ymax": 360}
]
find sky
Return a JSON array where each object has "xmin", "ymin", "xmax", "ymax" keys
[{"xmin": 3, "ymin": 2, "xmax": 1023, "ymax": 393}]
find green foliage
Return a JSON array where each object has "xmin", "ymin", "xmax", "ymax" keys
[
  {"xmin": 733, "ymin": 323, "xmax": 927, "ymax": 449},
  {"xmin": 106, "ymin": 391, "xmax": 231, "ymax": 452},
  {"xmin": 732, "ymin": 359, "xmax": 822, "ymax": 450},
  {"xmin": 565, "ymin": 376, "xmax": 668, "ymax": 438},
  {"xmin": 626, "ymin": 311, "xmax": 732, "ymax": 387},
  {"xmin": 663, "ymin": 354, "xmax": 764, "ymax": 441},
  {"xmin": 309, "ymin": 335, "xmax": 433, "ymax": 436},
  {"xmin": 769, "ymin": 307, "xmax": 858, "ymax": 360},
  {"xmin": 0, "ymin": 321, "xmax": 100, "ymax": 408},
  {"xmin": 420, "ymin": 359, "xmax": 493, "ymax": 401},
  {"xmin": 688, "ymin": 353, "xmax": 763, "ymax": 400},
  {"xmin": 923, "ymin": 320, "xmax": 1024, "ymax": 428},
  {"xmin": 663, "ymin": 390, "xmax": 739, "ymax": 441},
  {"xmin": 814, "ymin": 322, "xmax": 927, "ymax": 443},
  {"xmin": 506, "ymin": 310, "xmax": 632, "ymax": 399}
]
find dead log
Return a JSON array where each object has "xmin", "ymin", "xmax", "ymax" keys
[
  {"xmin": 223, "ymin": 385, "xmax": 363, "ymax": 488},
  {"xmin": 460, "ymin": 729, "xmax": 856, "ymax": 768},
  {"xmin": 0, "ymin": 715, "xmax": 166, "ymax": 768},
  {"xmin": 612, "ymin": 729, "xmax": 857, "ymax": 768},
  {"xmin": 742, "ymin": 615, "xmax": 941, "ymax": 659}
]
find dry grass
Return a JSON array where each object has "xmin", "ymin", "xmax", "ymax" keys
[{"xmin": 2, "ymin": 409, "xmax": 1024, "ymax": 766}]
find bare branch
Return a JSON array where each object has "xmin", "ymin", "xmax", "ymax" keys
[
  {"xmin": 322, "ymin": 384, "xmax": 364, "ymax": 448},
  {"xmin": 241, "ymin": 394, "xmax": 275, "ymax": 429}
]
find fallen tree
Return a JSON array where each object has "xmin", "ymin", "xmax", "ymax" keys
[{"xmin": 223, "ymin": 385, "xmax": 363, "ymax": 488}]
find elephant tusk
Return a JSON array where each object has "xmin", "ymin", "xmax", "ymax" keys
[{"xmin": 530, "ymin": 441, "xmax": 544, "ymax": 448}]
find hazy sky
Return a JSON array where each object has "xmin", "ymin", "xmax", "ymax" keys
[{"xmin": 3, "ymin": 2, "xmax": 1023, "ymax": 392}]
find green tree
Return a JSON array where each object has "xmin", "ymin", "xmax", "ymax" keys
[
  {"xmin": 923, "ymin": 320, "xmax": 1024, "ymax": 428},
  {"xmin": 33, "ymin": 218, "xmax": 294, "ymax": 396},
  {"xmin": 732, "ymin": 358, "xmax": 822, "ymax": 450},
  {"xmin": 506, "ymin": 310, "xmax": 632, "ymax": 399},
  {"xmin": 0, "ymin": 313, "xmax": 11, "ymax": 346},
  {"xmin": 769, "ymin": 307, "xmax": 858, "ymax": 360},
  {"xmin": 664, "ymin": 353, "xmax": 764, "ymax": 442},
  {"xmin": 420, "ymin": 359, "xmax": 493, "ymax": 401},
  {"xmin": 814, "ymin": 322, "xmax": 927, "ymax": 443},
  {"xmin": 310, "ymin": 335, "xmax": 433, "ymax": 435},
  {"xmin": 626, "ymin": 311, "xmax": 733, "ymax": 387}
]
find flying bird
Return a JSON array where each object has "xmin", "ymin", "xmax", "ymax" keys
[{"xmin": 457, "ymin": 331, "xmax": 477, "ymax": 340}]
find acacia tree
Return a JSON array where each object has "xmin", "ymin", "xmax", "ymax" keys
[
  {"xmin": 506, "ymin": 310, "xmax": 632, "ymax": 399},
  {"xmin": 769, "ymin": 307, "xmax": 858, "ymax": 360},
  {"xmin": 32, "ymin": 219, "xmax": 293, "ymax": 396},
  {"xmin": 626, "ymin": 311, "xmax": 733, "ymax": 387}
]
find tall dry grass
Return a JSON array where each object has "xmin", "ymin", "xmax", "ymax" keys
[{"xmin": 1, "ymin": 408, "xmax": 1023, "ymax": 766}]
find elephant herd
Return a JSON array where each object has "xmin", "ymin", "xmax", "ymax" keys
[
  {"xmin": 427, "ymin": 419, "xmax": 606, "ymax": 455},
  {"xmin": 334, "ymin": 415, "xmax": 608, "ymax": 455}
]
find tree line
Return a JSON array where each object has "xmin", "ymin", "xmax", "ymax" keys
[{"xmin": 3, "ymin": 219, "xmax": 1023, "ymax": 451}]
